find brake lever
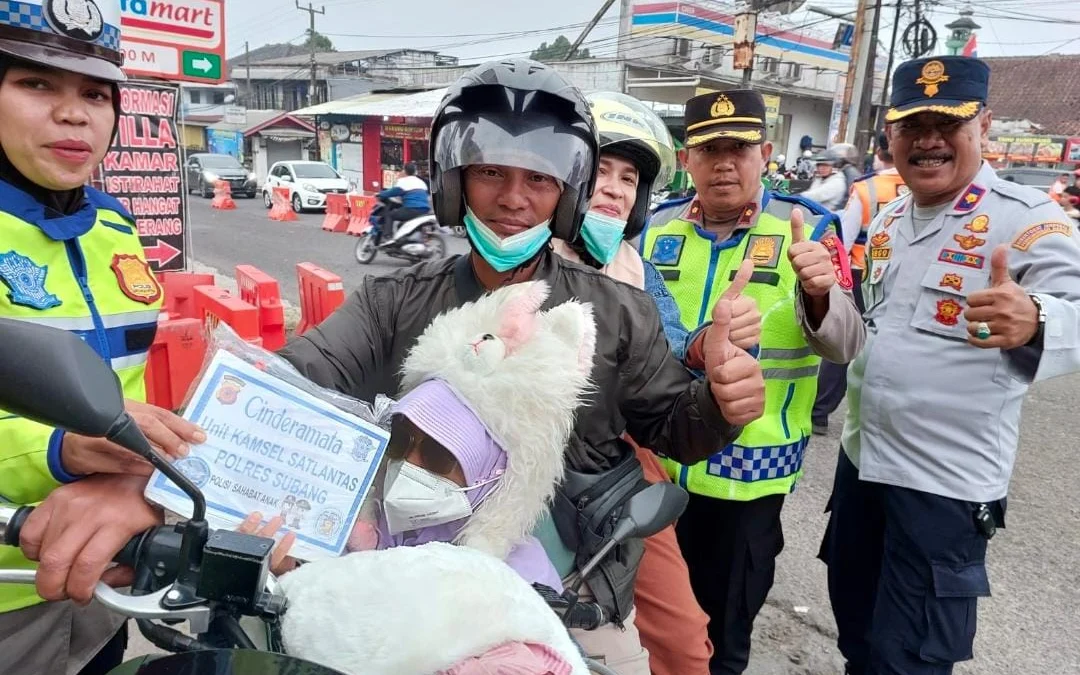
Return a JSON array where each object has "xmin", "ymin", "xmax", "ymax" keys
[
  {"xmin": 95, "ymin": 584, "xmax": 212, "ymax": 633},
  {"xmin": 0, "ymin": 570, "xmax": 212, "ymax": 632}
]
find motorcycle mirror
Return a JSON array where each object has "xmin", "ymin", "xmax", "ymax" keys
[
  {"xmin": 0, "ymin": 317, "xmax": 126, "ymax": 436},
  {"xmin": 614, "ymin": 481, "xmax": 689, "ymax": 542},
  {"xmin": 574, "ymin": 482, "xmax": 688, "ymax": 585},
  {"xmin": 0, "ymin": 318, "xmax": 207, "ymax": 521}
]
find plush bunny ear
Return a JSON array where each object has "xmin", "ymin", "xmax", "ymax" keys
[
  {"xmin": 541, "ymin": 301, "xmax": 598, "ymax": 378},
  {"xmin": 496, "ymin": 281, "xmax": 549, "ymax": 355}
]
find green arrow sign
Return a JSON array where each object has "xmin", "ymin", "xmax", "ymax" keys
[{"xmin": 182, "ymin": 51, "xmax": 222, "ymax": 80}]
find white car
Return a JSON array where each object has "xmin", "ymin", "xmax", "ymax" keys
[{"xmin": 263, "ymin": 160, "xmax": 350, "ymax": 213}]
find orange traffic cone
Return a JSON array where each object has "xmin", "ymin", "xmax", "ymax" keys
[{"xmin": 211, "ymin": 180, "xmax": 236, "ymax": 210}]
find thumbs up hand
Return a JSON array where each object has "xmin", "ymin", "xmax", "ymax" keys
[
  {"xmin": 705, "ymin": 299, "xmax": 766, "ymax": 427},
  {"xmin": 710, "ymin": 259, "xmax": 762, "ymax": 350},
  {"xmin": 787, "ymin": 208, "xmax": 835, "ymax": 297},
  {"xmin": 963, "ymin": 244, "xmax": 1040, "ymax": 349}
]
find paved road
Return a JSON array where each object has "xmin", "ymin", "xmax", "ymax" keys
[
  {"xmin": 128, "ymin": 195, "xmax": 1080, "ymax": 673},
  {"xmin": 185, "ymin": 195, "xmax": 469, "ymax": 306}
]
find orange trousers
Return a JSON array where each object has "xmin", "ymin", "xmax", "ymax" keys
[{"xmin": 630, "ymin": 439, "xmax": 713, "ymax": 675}]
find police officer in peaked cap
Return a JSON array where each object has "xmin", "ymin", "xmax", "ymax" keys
[
  {"xmin": 819, "ymin": 55, "xmax": 1080, "ymax": 674},
  {"xmin": 0, "ymin": 2, "xmax": 204, "ymax": 673}
]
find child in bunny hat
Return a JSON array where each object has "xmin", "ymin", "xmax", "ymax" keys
[
  {"xmin": 260, "ymin": 279, "xmax": 596, "ymax": 591},
  {"xmin": 270, "ymin": 280, "xmax": 598, "ymax": 675}
]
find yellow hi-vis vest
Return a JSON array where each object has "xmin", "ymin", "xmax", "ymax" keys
[
  {"xmin": 642, "ymin": 195, "xmax": 834, "ymax": 501},
  {"xmin": 0, "ymin": 181, "xmax": 163, "ymax": 613}
]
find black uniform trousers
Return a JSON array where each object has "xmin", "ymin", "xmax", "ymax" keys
[
  {"xmin": 676, "ymin": 491, "xmax": 786, "ymax": 675},
  {"xmin": 819, "ymin": 449, "xmax": 1005, "ymax": 675},
  {"xmin": 812, "ymin": 268, "xmax": 865, "ymax": 426}
]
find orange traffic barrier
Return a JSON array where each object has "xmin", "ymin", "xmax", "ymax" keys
[
  {"xmin": 269, "ymin": 186, "xmax": 297, "ymax": 222},
  {"xmin": 145, "ymin": 318, "xmax": 208, "ymax": 411},
  {"xmin": 192, "ymin": 285, "xmax": 263, "ymax": 345},
  {"xmin": 156, "ymin": 272, "xmax": 215, "ymax": 320},
  {"xmin": 322, "ymin": 193, "xmax": 351, "ymax": 233},
  {"xmin": 211, "ymin": 180, "xmax": 236, "ymax": 210},
  {"xmin": 296, "ymin": 262, "xmax": 345, "ymax": 335},
  {"xmin": 345, "ymin": 194, "xmax": 375, "ymax": 236},
  {"xmin": 235, "ymin": 264, "xmax": 286, "ymax": 351}
]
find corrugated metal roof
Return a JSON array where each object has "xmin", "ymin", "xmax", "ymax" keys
[
  {"xmin": 290, "ymin": 92, "xmax": 402, "ymax": 116},
  {"xmin": 312, "ymin": 88, "xmax": 448, "ymax": 118},
  {"xmin": 207, "ymin": 110, "xmax": 284, "ymax": 132}
]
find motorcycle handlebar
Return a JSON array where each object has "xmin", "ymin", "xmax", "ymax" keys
[{"xmin": 1, "ymin": 504, "xmax": 177, "ymax": 573}]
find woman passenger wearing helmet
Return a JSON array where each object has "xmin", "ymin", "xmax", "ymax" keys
[
  {"xmin": 551, "ymin": 91, "xmax": 762, "ymax": 675},
  {"xmin": 0, "ymin": 1, "xmax": 204, "ymax": 673}
]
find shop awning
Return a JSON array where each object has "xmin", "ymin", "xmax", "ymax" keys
[{"xmin": 257, "ymin": 128, "xmax": 316, "ymax": 141}]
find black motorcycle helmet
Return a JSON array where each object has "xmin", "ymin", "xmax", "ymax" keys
[{"xmin": 428, "ymin": 58, "xmax": 599, "ymax": 244}]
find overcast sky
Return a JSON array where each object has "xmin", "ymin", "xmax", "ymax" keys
[{"xmin": 224, "ymin": 0, "xmax": 1080, "ymax": 65}]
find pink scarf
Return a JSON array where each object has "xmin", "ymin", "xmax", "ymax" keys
[{"xmin": 436, "ymin": 641, "xmax": 575, "ymax": 675}]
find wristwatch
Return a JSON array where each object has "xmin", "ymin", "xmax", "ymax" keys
[{"xmin": 1027, "ymin": 294, "xmax": 1046, "ymax": 346}]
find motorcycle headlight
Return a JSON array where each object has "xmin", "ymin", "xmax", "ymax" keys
[{"xmin": 302, "ymin": 183, "xmax": 318, "ymax": 192}]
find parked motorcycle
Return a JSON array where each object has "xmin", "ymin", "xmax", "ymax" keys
[
  {"xmin": 355, "ymin": 196, "xmax": 447, "ymax": 265},
  {"xmin": 0, "ymin": 318, "xmax": 688, "ymax": 675}
]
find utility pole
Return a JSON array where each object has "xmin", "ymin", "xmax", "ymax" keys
[
  {"xmin": 874, "ymin": 0, "xmax": 904, "ymax": 133},
  {"xmin": 837, "ymin": 0, "xmax": 871, "ymax": 144},
  {"xmin": 565, "ymin": 0, "xmax": 617, "ymax": 60},
  {"xmin": 733, "ymin": 9, "xmax": 759, "ymax": 88},
  {"xmin": 244, "ymin": 41, "xmax": 252, "ymax": 108},
  {"xmin": 296, "ymin": 1, "xmax": 326, "ymax": 107},
  {"xmin": 855, "ymin": 0, "xmax": 883, "ymax": 155}
]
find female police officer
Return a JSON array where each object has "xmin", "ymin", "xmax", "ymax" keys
[{"xmin": 0, "ymin": 2, "xmax": 203, "ymax": 673}]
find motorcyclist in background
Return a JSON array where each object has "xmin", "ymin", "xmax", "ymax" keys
[
  {"xmin": 277, "ymin": 58, "xmax": 766, "ymax": 674},
  {"xmin": 0, "ymin": 2, "xmax": 203, "ymax": 672},
  {"xmin": 801, "ymin": 147, "xmax": 851, "ymax": 212},
  {"xmin": 376, "ymin": 161, "xmax": 432, "ymax": 236}
]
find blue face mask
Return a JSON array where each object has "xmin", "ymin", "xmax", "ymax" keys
[
  {"xmin": 581, "ymin": 211, "xmax": 628, "ymax": 265},
  {"xmin": 464, "ymin": 206, "xmax": 552, "ymax": 273}
]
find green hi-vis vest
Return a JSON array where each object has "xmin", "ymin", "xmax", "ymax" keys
[
  {"xmin": 0, "ymin": 185, "xmax": 163, "ymax": 614},
  {"xmin": 643, "ymin": 195, "xmax": 833, "ymax": 502}
]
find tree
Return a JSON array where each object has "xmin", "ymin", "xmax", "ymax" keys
[
  {"xmin": 304, "ymin": 30, "xmax": 335, "ymax": 52},
  {"xmin": 529, "ymin": 35, "xmax": 590, "ymax": 61}
]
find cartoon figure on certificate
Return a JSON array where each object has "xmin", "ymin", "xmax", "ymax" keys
[
  {"xmin": 279, "ymin": 494, "xmax": 297, "ymax": 523},
  {"xmin": 290, "ymin": 499, "xmax": 311, "ymax": 529}
]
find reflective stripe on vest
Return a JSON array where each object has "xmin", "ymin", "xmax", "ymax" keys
[
  {"xmin": 643, "ymin": 201, "xmax": 821, "ymax": 501},
  {"xmin": 0, "ymin": 206, "xmax": 161, "ymax": 613}
]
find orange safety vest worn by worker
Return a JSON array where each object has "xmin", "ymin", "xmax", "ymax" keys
[{"xmin": 849, "ymin": 171, "xmax": 907, "ymax": 270}]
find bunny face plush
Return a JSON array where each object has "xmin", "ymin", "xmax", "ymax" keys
[{"xmin": 398, "ymin": 280, "xmax": 597, "ymax": 559}]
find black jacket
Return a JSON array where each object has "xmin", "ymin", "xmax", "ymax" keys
[{"xmin": 278, "ymin": 249, "xmax": 740, "ymax": 473}]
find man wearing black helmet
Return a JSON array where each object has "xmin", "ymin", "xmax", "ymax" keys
[{"xmin": 278, "ymin": 59, "xmax": 766, "ymax": 670}]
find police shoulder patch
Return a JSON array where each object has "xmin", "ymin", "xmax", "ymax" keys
[
  {"xmin": 649, "ymin": 234, "xmax": 686, "ymax": 266},
  {"xmin": 0, "ymin": 251, "xmax": 62, "ymax": 310}
]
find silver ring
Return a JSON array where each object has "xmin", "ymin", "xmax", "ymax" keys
[{"xmin": 976, "ymin": 322, "xmax": 992, "ymax": 340}]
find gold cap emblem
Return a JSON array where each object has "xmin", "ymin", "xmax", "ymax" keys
[
  {"xmin": 916, "ymin": 60, "xmax": 949, "ymax": 98},
  {"xmin": 710, "ymin": 94, "xmax": 735, "ymax": 118}
]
